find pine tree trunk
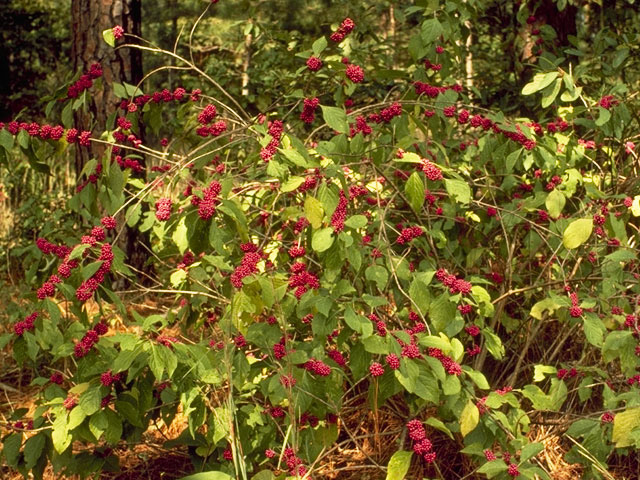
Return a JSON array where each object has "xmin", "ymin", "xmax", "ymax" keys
[
  {"xmin": 71, "ymin": 0, "xmax": 152, "ymax": 286},
  {"xmin": 71, "ymin": 0, "xmax": 143, "ymax": 172}
]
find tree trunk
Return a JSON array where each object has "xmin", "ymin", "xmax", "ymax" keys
[{"xmin": 71, "ymin": 0, "xmax": 152, "ymax": 285}]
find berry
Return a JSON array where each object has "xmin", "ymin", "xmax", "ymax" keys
[
  {"xmin": 345, "ymin": 64, "xmax": 365, "ymax": 83},
  {"xmin": 155, "ymin": 197, "xmax": 172, "ymax": 221},
  {"xmin": 112, "ymin": 25, "xmax": 124, "ymax": 39},
  {"xmin": 369, "ymin": 362, "xmax": 384, "ymax": 377},
  {"xmin": 385, "ymin": 353, "xmax": 400, "ymax": 370},
  {"xmin": 306, "ymin": 56, "xmax": 322, "ymax": 71}
]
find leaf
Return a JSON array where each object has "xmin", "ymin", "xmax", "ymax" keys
[
  {"xmin": 530, "ymin": 298, "xmax": 561, "ymax": 320},
  {"xmin": 304, "ymin": 196, "xmax": 324, "ymax": 229},
  {"xmin": 595, "ymin": 106, "xmax": 611, "ymax": 126},
  {"xmin": 79, "ymin": 385, "xmax": 103, "ymax": 416},
  {"xmin": 179, "ymin": 471, "xmax": 235, "ymax": 480},
  {"xmin": 405, "ymin": 172, "xmax": 425, "ymax": 212},
  {"xmin": 344, "ymin": 307, "xmax": 373, "ymax": 338},
  {"xmin": 460, "ymin": 400, "xmax": 480, "ymax": 437},
  {"xmin": 280, "ymin": 176, "xmax": 305, "ymax": 192},
  {"xmin": 463, "ymin": 368, "xmax": 490, "ymax": 390},
  {"xmin": 533, "ymin": 364, "xmax": 556, "ymax": 382},
  {"xmin": 23, "ymin": 432, "xmax": 45, "ymax": 469},
  {"xmin": 425, "ymin": 417, "xmax": 454, "ymax": 439},
  {"xmin": 89, "ymin": 410, "xmax": 109, "ymax": 440},
  {"xmin": 582, "ymin": 314, "xmax": 605, "ymax": 347},
  {"xmin": 69, "ymin": 244, "xmax": 90, "ymax": 260},
  {"xmin": 52, "ymin": 415, "xmax": 71, "ymax": 453},
  {"xmin": 312, "ymin": 227, "xmax": 334, "ymax": 252},
  {"xmin": 344, "ymin": 215, "xmax": 368, "ymax": 229},
  {"xmin": 172, "ymin": 216, "xmax": 189, "ymax": 254},
  {"xmin": 321, "ymin": 106, "xmax": 349, "ymax": 134},
  {"xmin": 421, "ymin": 18, "xmax": 443, "ymax": 43},
  {"xmin": 545, "ymin": 189, "xmax": 565, "ymax": 218},
  {"xmin": 477, "ymin": 460, "xmax": 508, "ymax": 478},
  {"xmin": 444, "ymin": 179, "xmax": 471, "ymax": 205},
  {"xmin": 522, "ymin": 71, "xmax": 559, "ymax": 95},
  {"xmin": 541, "ymin": 78, "xmax": 562, "ymax": 108},
  {"xmin": 520, "ymin": 442, "xmax": 544, "ymax": 462},
  {"xmin": 0, "ymin": 129, "xmax": 14, "ymax": 151},
  {"xmin": 102, "ymin": 28, "xmax": 115, "ymax": 47},
  {"xmin": 482, "ymin": 328, "xmax": 504, "ymax": 360},
  {"xmin": 170, "ymin": 269, "xmax": 187, "ymax": 288},
  {"xmin": 312, "ymin": 36, "xmax": 328, "ymax": 56},
  {"xmin": 279, "ymin": 147, "xmax": 308, "ymax": 167},
  {"xmin": 631, "ymin": 196, "xmax": 640, "ymax": 217},
  {"xmin": 2, "ymin": 433, "xmax": 22, "ymax": 467},
  {"xmin": 365, "ymin": 265, "xmax": 388, "ymax": 290},
  {"xmin": 612, "ymin": 407, "xmax": 640, "ymax": 447},
  {"xmin": 385, "ymin": 450, "xmax": 412, "ymax": 480},
  {"xmin": 562, "ymin": 218, "xmax": 593, "ymax": 249}
]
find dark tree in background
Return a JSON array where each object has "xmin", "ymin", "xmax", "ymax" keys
[
  {"xmin": 71, "ymin": 0, "xmax": 143, "ymax": 170},
  {"xmin": 71, "ymin": 0, "xmax": 151, "ymax": 283},
  {"xmin": 0, "ymin": 1, "xmax": 70, "ymax": 121}
]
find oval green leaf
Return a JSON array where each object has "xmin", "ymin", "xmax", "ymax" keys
[
  {"xmin": 562, "ymin": 218, "xmax": 593, "ymax": 249},
  {"xmin": 385, "ymin": 450, "xmax": 412, "ymax": 480}
]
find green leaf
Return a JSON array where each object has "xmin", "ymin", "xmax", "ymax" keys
[
  {"xmin": 541, "ymin": 78, "xmax": 562, "ymax": 108},
  {"xmin": 562, "ymin": 218, "xmax": 593, "ymax": 249},
  {"xmin": 344, "ymin": 215, "xmax": 368, "ymax": 229},
  {"xmin": 385, "ymin": 450, "xmax": 412, "ymax": 480},
  {"xmin": 344, "ymin": 307, "xmax": 373, "ymax": 338},
  {"xmin": 177, "ymin": 471, "xmax": 234, "ymax": 480},
  {"xmin": 0, "ymin": 129, "xmax": 14, "ymax": 151},
  {"xmin": 79, "ymin": 385, "xmax": 103, "ymax": 416},
  {"xmin": 102, "ymin": 28, "xmax": 115, "ymax": 47},
  {"xmin": 533, "ymin": 364, "xmax": 556, "ymax": 382},
  {"xmin": 321, "ymin": 106, "xmax": 349, "ymax": 134},
  {"xmin": 280, "ymin": 176, "xmax": 305, "ymax": 192},
  {"xmin": 365, "ymin": 265, "xmax": 388, "ymax": 290},
  {"xmin": 312, "ymin": 36, "xmax": 327, "ymax": 56},
  {"xmin": 477, "ymin": 460, "xmax": 508, "ymax": 478},
  {"xmin": 612, "ymin": 408, "xmax": 640, "ymax": 448},
  {"xmin": 251, "ymin": 471, "xmax": 275, "ymax": 480},
  {"xmin": 463, "ymin": 368, "xmax": 490, "ymax": 390},
  {"xmin": 312, "ymin": 227, "xmax": 334, "ymax": 252},
  {"xmin": 170, "ymin": 269, "xmax": 187, "ymax": 287},
  {"xmin": 69, "ymin": 244, "xmax": 90, "ymax": 260},
  {"xmin": 279, "ymin": 147, "xmax": 308, "ymax": 167},
  {"xmin": 429, "ymin": 294, "xmax": 457, "ymax": 333},
  {"xmin": 2, "ymin": 433, "xmax": 22, "ymax": 467},
  {"xmin": 595, "ymin": 106, "xmax": 611, "ymax": 126},
  {"xmin": 545, "ymin": 189, "xmax": 565, "ymax": 218},
  {"xmin": 520, "ymin": 442, "xmax": 544, "ymax": 462},
  {"xmin": 52, "ymin": 414, "xmax": 71, "ymax": 453},
  {"xmin": 444, "ymin": 179, "xmax": 471, "ymax": 205},
  {"xmin": 305, "ymin": 196, "xmax": 324, "ymax": 229},
  {"xmin": 68, "ymin": 406, "xmax": 87, "ymax": 430},
  {"xmin": 405, "ymin": 171, "xmax": 425, "ymax": 212},
  {"xmin": 103, "ymin": 408, "xmax": 123, "ymax": 444},
  {"xmin": 460, "ymin": 400, "xmax": 480, "ymax": 437},
  {"xmin": 22, "ymin": 432, "xmax": 44, "ymax": 469},
  {"xmin": 522, "ymin": 71, "xmax": 559, "ymax": 95},
  {"xmin": 582, "ymin": 314, "xmax": 605, "ymax": 347},
  {"xmin": 425, "ymin": 417, "xmax": 454, "ymax": 439},
  {"xmin": 172, "ymin": 216, "xmax": 189, "ymax": 254},
  {"xmin": 421, "ymin": 18, "xmax": 443, "ymax": 43},
  {"xmin": 482, "ymin": 328, "xmax": 504, "ymax": 360},
  {"xmin": 89, "ymin": 410, "xmax": 109, "ymax": 440}
]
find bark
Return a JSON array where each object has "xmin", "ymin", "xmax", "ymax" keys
[
  {"xmin": 71, "ymin": 0, "xmax": 143, "ymax": 172},
  {"xmin": 71, "ymin": 0, "xmax": 152, "ymax": 285}
]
